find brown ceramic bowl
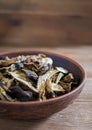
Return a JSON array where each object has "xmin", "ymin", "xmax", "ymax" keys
[{"xmin": 0, "ymin": 50, "xmax": 86, "ymax": 120}]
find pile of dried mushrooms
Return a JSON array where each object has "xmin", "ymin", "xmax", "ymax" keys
[{"xmin": 0, "ymin": 54, "xmax": 79, "ymax": 102}]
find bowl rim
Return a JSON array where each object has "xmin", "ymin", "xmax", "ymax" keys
[{"xmin": 0, "ymin": 49, "xmax": 86, "ymax": 105}]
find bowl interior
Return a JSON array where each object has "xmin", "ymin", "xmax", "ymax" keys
[{"xmin": 0, "ymin": 50, "xmax": 84, "ymax": 86}]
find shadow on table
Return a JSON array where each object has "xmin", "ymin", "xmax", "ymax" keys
[{"xmin": 0, "ymin": 117, "xmax": 49, "ymax": 130}]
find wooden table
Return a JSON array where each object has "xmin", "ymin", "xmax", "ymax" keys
[{"xmin": 0, "ymin": 45, "xmax": 92, "ymax": 130}]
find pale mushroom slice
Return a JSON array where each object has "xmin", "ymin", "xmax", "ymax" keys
[
  {"xmin": 37, "ymin": 69, "xmax": 59, "ymax": 90},
  {"xmin": 46, "ymin": 79, "xmax": 55, "ymax": 98},
  {"xmin": 56, "ymin": 67, "xmax": 68, "ymax": 74},
  {"xmin": 0, "ymin": 57, "xmax": 17, "ymax": 67},
  {"xmin": 17, "ymin": 55, "xmax": 26, "ymax": 62},
  {"xmin": 0, "ymin": 70, "xmax": 14, "ymax": 89},
  {"xmin": 0, "ymin": 55, "xmax": 30, "ymax": 67},
  {"xmin": 0, "ymin": 66, "xmax": 10, "ymax": 71},
  {"xmin": 0, "ymin": 87, "xmax": 14, "ymax": 101},
  {"xmin": 0, "ymin": 72, "xmax": 4, "ymax": 78},
  {"xmin": 46, "ymin": 79, "xmax": 65, "ymax": 93},
  {"xmin": 52, "ymin": 83, "xmax": 65, "ymax": 92},
  {"xmin": 37, "ymin": 69, "xmax": 59, "ymax": 100},
  {"xmin": 9, "ymin": 71, "xmax": 38, "ymax": 93},
  {"xmin": 40, "ymin": 57, "xmax": 53, "ymax": 67},
  {"xmin": 0, "ymin": 64, "xmax": 16, "ymax": 72},
  {"xmin": 55, "ymin": 73, "xmax": 64, "ymax": 84},
  {"xmin": 38, "ymin": 79, "xmax": 46, "ymax": 101},
  {"xmin": 0, "ymin": 87, "xmax": 7, "ymax": 101},
  {"xmin": 1, "ymin": 78, "xmax": 14, "ymax": 89}
]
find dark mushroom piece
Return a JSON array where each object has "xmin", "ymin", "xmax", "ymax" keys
[
  {"xmin": 63, "ymin": 73, "xmax": 74, "ymax": 83},
  {"xmin": 22, "ymin": 69, "xmax": 38, "ymax": 80},
  {"xmin": 60, "ymin": 82, "xmax": 72, "ymax": 93},
  {"xmin": 8, "ymin": 86, "xmax": 33, "ymax": 101},
  {"xmin": 72, "ymin": 76, "xmax": 80, "ymax": 89},
  {"xmin": 15, "ymin": 62, "xmax": 24, "ymax": 70}
]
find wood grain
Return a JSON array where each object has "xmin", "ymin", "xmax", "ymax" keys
[
  {"xmin": 0, "ymin": 0, "xmax": 24, "ymax": 10},
  {"xmin": 21, "ymin": 0, "xmax": 92, "ymax": 16},
  {"xmin": 0, "ymin": 99, "xmax": 92, "ymax": 130},
  {"xmin": 0, "ymin": 12, "xmax": 92, "ymax": 46},
  {"xmin": 0, "ymin": 0, "xmax": 92, "ymax": 127},
  {"xmin": 0, "ymin": 0, "xmax": 92, "ymax": 46},
  {"xmin": 0, "ymin": 0, "xmax": 92, "ymax": 16}
]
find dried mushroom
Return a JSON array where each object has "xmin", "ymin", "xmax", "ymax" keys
[
  {"xmin": 8, "ymin": 86, "xmax": 33, "ymax": 101},
  {"xmin": 8, "ymin": 71, "xmax": 38, "ymax": 93},
  {"xmin": 0, "ymin": 86, "xmax": 14, "ymax": 101},
  {"xmin": 46, "ymin": 79, "xmax": 65, "ymax": 94},
  {"xmin": 0, "ymin": 54, "xmax": 79, "ymax": 102}
]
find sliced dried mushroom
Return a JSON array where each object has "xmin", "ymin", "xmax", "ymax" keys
[
  {"xmin": 46, "ymin": 79, "xmax": 55, "ymax": 96},
  {"xmin": 37, "ymin": 69, "xmax": 59, "ymax": 101},
  {"xmin": 0, "ymin": 57, "xmax": 17, "ymax": 67},
  {"xmin": 24, "ymin": 55, "xmax": 53, "ymax": 75},
  {"xmin": 8, "ymin": 86, "xmax": 33, "ymax": 101},
  {"xmin": 1, "ymin": 78, "xmax": 14, "ymax": 89},
  {"xmin": 39, "ymin": 57, "xmax": 53, "ymax": 68},
  {"xmin": 38, "ymin": 57, "xmax": 53, "ymax": 74},
  {"xmin": 17, "ymin": 55, "xmax": 26, "ymax": 62},
  {"xmin": 60, "ymin": 82, "xmax": 72, "ymax": 92},
  {"xmin": 0, "ymin": 53, "xmax": 78, "ymax": 102},
  {"xmin": 15, "ymin": 62, "xmax": 24, "ymax": 70},
  {"xmin": 55, "ymin": 73, "xmax": 64, "ymax": 84},
  {"xmin": 22, "ymin": 69, "xmax": 38, "ymax": 80},
  {"xmin": 0, "ymin": 87, "xmax": 14, "ymax": 101},
  {"xmin": 37, "ymin": 69, "xmax": 59, "ymax": 90},
  {"xmin": 46, "ymin": 79, "xmax": 65, "ymax": 93},
  {"xmin": 9, "ymin": 71, "xmax": 38, "ymax": 93},
  {"xmin": 56, "ymin": 67, "xmax": 68, "ymax": 74},
  {"xmin": 63, "ymin": 73, "xmax": 74, "ymax": 83},
  {"xmin": 0, "ymin": 66, "xmax": 10, "ymax": 71},
  {"xmin": 38, "ymin": 80, "xmax": 46, "ymax": 101},
  {"xmin": 0, "ymin": 87, "xmax": 7, "ymax": 101}
]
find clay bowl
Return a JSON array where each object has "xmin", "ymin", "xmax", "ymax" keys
[{"xmin": 0, "ymin": 50, "xmax": 86, "ymax": 120}]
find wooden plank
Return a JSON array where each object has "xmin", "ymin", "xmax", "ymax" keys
[
  {"xmin": 0, "ymin": 0, "xmax": 92, "ymax": 16},
  {"xmin": 21, "ymin": 0, "xmax": 92, "ymax": 16},
  {"xmin": 0, "ymin": 14, "xmax": 9, "ymax": 37},
  {"xmin": 0, "ymin": 12, "xmax": 92, "ymax": 46},
  {"xmin": 76, "ymin": 78, "xmax": 92, "ymax": 102},
  {"xmin": 0, "ymin": 0, "xmax": 24, "ymax": 10}
]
